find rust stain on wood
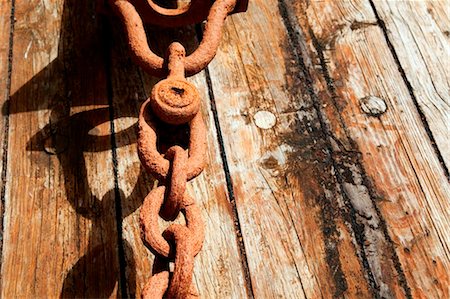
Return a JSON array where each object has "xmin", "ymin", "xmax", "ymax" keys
[{"xmin": 282, "ymin": 0, "xmax": 450, "ymax": 298}]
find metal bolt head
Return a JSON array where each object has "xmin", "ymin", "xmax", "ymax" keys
[
  {"xmin": 360, "ymin": 96, "xmax": 387, "ymax": 117},
  {"xmin": 254, "ymin": 110, "xmax": 276, "ymax": 129}
]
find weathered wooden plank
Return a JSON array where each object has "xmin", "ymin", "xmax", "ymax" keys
[
  {"xmin": 0, "ymin": 0, "xmax": 13, "ymax": 260},
  {"xmin": 108, "ymin": 21, "xmax": 250, "ymax": 297},
  {"xmin": 207, "ymin": 0, "xmax": 377, "ymax": 297},
  {"xmin": 371, "ymin": 0, "xmax": 450, "ymax": 170},
  {"xmin": 282, "ymin": 0, "xmax": 450, "ymax": 298},
  {"xmin": 1, "ymin": 0, "xmax": 121, "ymax": 297},
  {"xmin": 2, "ymin": 0, "xmax": 448, "ymax": 298}
]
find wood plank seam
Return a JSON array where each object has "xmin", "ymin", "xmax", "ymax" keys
[
  {"xmin": 305, "ymin": 26, "xmax": 414, "ymax": 299},
  {"xmin": 103, "ymin": 14, "xmax": 129, "ymax": 298},
  {"xmin": 277, "ymin": 2, "xmax": 381, "ymax": 296},
  {"xmin": 111, "ymin": 40, "xmax": 153, "ymax": 297},
  {"xmin": 0, "ymin": 0, "xmax": 15, "ymax": 295},
  {"xmin": 302, "ymin": 0, "xmax": 449, "ymax": 295},
  {"xmin": 1, "ymin": 0, "xmax": 446, "ymax": 297},
  {"xmin": 282, "ymin": 0, "xmax": 450, "ymax": 296},
  {"xmin": 279, "ymin": 7, "xmax": 380, "ymax": 299},
  {"xmin": 278, "ymin": 0, "xmax": 412, "ymax": 297},
  {"xmin": 211, "ymin": 9, "xmax": 349, "ymax": 299},
  {"xmin": 197, "ymin": 22, "xmax": 255, "ymax": 298},
  {"xmin": 367, "ymin": 0, "xmax": 449, "ymax": 181},
  {"xmin": 201, "ymin": 64, "xmax": 255, "ymax": 298},
  {"xmin": 2, "ymin": 1, "xmax": 124, "ymax": 296},
  {"xmin": 207, "ymin": 1, "xmax": 379, "ymax": 296}
]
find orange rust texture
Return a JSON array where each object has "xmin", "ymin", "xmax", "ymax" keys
[
  {"xmin": 126, "ymin": 0, "xmax": 245, "ymax": 293},
  {"xmin": 136, "ymin": 40, "xmax": 209, "ymax": 297},
  {"xmin": 109, "ymin": 0, "xmax": 246, "ymax": 76}
]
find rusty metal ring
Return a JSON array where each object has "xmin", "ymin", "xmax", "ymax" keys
[
  {"xmin": 141, "ymin": 256, "xmax": 199, "ymax": 299},
  {"xmin": 111, "ymin": 0, "xmax": 238, "ymax": 77},
  {"xmin": 163, "ymin": 225, "xmax": 195, "ymax": 298},
  {"xmin": 137, "ymin": 98, "xmax": 206, "ymax": 181},
  {"xmin": 140, "ymin": 186, "xmax": 205, "ymax": 259},
  {"xmin": 150, "ymin": 78, "xmax": 201, "ymax": 125},
  {"xmin": 160, "ymin": 146, "xmax": 187, "ymax": 221}
]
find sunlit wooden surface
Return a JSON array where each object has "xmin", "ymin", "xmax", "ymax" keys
[{"xmin": 0, "ymin": 0, "xmax": 448, "ymax": 298}]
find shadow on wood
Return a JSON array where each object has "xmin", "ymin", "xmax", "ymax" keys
[
  {"xmin": 3, "ymin": 0, "xmax": 203, "ymax": 297},
  {"xmin": 3, "ymin": 0, "xmax": 142, "ymax": 297}
]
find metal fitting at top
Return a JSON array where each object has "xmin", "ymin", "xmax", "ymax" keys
[
  {"xmin": 98, "ymin": 0, "xmax": 248, "ymax": 27},
  {"xmin": 100, "ymin": 0, "xmax": 248, "ymax": 77}
]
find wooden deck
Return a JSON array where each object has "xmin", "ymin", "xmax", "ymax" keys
[{"xmin": 1, "ymin": 0, "xmax": 449, "ymax": 298}]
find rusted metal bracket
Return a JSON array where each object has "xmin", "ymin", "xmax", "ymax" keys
[
  {"xmin": 104, "ymin": 0, "xmax": 248, "ymax": 77},
  {"xmin": 98, "ymin": 0, "xmax": 248, "ymax": 26}
]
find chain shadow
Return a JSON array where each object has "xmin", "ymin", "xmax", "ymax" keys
[
  {"xmin": 4, "ymin": 0, "xmax": 150, "ymax": 297},
  {"xmin": 5, "ymin": 0, "xmax": 201, "ymax": 297},
  {"xmin": 23, "ymin": 106, "xmax": 151, "ymax": 298}
]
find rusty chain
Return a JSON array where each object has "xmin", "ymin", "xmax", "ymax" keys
[
  {"xmin": 138, "ymin": 42, "xmax": 206, "ymax": 298},
  {"xmin": 108, "ymin": 0, "xmax": 247, "ymax": 297}
]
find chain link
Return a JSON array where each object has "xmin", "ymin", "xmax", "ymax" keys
[{"xmin": 161, "ymin": 146, "xmax": 188, "ymax": 221}]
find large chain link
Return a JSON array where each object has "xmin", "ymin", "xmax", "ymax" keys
[{"xmin": 109, "ymin": 0, "xmax": 243, "ymax": 297}]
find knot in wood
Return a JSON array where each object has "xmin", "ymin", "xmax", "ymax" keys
[{"xmin": 150, "ymin": 79, "xmax": 201, "ymax": 125}]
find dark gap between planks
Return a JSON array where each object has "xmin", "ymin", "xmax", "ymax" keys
[
  {"xmin": 195, "ymin": 23, "xmax": 255, "ymax": 299},
  {"xmin": 0, "ymin": 1, "xmax": 16, "ymax": 294},
  {"xmin": 102, "ymin": 14, "xmax": 129, "ymax": 299},
  {"xmin": 368, "ymin": 0, "xmax": 449, "ymax": 181}
]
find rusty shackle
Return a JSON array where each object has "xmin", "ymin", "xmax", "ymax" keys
[
  {"xmin": 107, "ymin": 0, "xmax": 248, "ymax": 77},
  {"xmin": 109, "ymin": 0, "xmax": 248, "ymax": 26}
]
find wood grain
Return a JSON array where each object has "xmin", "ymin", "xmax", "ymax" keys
[
  {"xmin": 371, "ymin": 0, "xmax": 450, "ymax": 169},
  {"xmin": 0, "ymin": 0, "xmax": 12, "ymax": 258},
  {"xmin": 208, "ymin": 0, "xmax": 376, "ymax": 297},
  {"xmin": 107, "ymin": 21, "xmax": 250, "ymax": 298},
  {"xmin": 1, "ymin": 0, "xmax": 121, "ymax": 297},
  {"xmin": 1, "ymin": 0, "xmax": 448, "ymax": 297},
  {"xmin": 283, "ymin": 0, "xmax": 450, "ymax": 297}
]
